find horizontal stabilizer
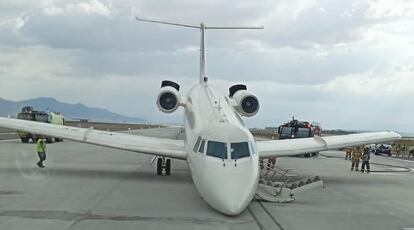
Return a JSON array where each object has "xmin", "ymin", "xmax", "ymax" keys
[{"xmin": 136, "ymin": 16, "xmax": 264, "ymax": 30}]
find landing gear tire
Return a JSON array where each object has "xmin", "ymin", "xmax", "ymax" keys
[
  {"xmin": 20, "ymin": 137, "xmax": 29, "ymax": 143},
  {"xmin": 165, "ymin": 159, "xmax": 171, "ymax": 176},
  {"xmin": 156, "ymin": 158, "xmax": 163, "ymax": 175},
  {"xmin": 32, "ymin": 135, "xmax": 38, "ymax": 143}
]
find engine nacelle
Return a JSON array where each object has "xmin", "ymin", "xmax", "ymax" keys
[
  {"xmin": 157, "ymin": 81, "xmax": 182, "ymax": 113},
  {"xmin": 229, "ymin": 85, "xmax": 260, "ymax": 117}
]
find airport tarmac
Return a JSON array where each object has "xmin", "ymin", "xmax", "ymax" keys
[{"xmin": 1, "ymin": 139, "xmax": 414, "ymax": 230}]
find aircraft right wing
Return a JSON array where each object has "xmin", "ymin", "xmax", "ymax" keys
[
  {"xmin": 0, "ymin": 117, "xmax": 187, "ymax": 160},
  {"xmin": 257, "ymin": 131, "xmax": 401, "ymax": 158}
]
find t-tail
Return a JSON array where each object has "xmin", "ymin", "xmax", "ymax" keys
[{"xmin": 136, "ymin": 17, "xmax": 264, "ymax": 84}]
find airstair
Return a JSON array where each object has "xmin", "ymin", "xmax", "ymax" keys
[{"xmin": 255, "ymin": 161, "xmax": 324, "ymax": 203}]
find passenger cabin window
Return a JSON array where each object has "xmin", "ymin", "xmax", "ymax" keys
[
  {"xmin": 198, "ymin": 139, "xmax": 205, "ymax": 154},
  {"xmin": 193, "ymin": 136, "xmax": 202, "ymax": 153},
  {"xmin": 231, "ymin": 142, "xmax": 250, "ymax": 159},
  {"xmin": 206, "ymin": 141, "xmax": 228, "ymax": 159}
]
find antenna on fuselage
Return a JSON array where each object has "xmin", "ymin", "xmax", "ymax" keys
[{"xmin": 136, "ymin": 17, "xmax": 264, "ymax": 84}]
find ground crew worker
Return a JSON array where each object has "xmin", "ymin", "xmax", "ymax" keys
[
  {"xmin": 36, "ymin": 137, "xmax": 47, "ymax": 168},
  {"xmin": 361, "ymin": 146, "xmax": 371, "ymax": 173},
  {"xmin": 351, "ymin": 146, "xmax": 362, "ymax": 171},
  {"xmin": 396, "ymin": 144, "xmax": 401, "ymax": 157},
  {"xmin": 402, "ymin": 145, "xmax": 407, "ymax": 158},
  {"xmin": 345, "ymin": 148, "xmax": 352, "ymax": 160}
]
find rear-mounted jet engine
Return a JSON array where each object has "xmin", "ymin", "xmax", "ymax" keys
[
  {"xmin": 157, "ymin": 80, "xmax": 183, "ymax": 113},
  {"xmin": 229, "ymin": 84, "xmax": 260, "ymax": 117}
]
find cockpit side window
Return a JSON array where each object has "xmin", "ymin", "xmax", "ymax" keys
[
  {"xmin": 198, "ymin": 139, "xmax": 205, "ymax": 154},
  {"xmin": 231, "ymin": 142, "xmax": 250, "ymax": 159},
  {"xmin": 249, "ymin": 141, "xmax": 257, "ymax": 155},
  {"xmin": 193, "ymin": 136, "xmax": 202, "ymax": 153},
  {"xmin": 206, "ymin": 141, "xmax": 228, "ymax": 159}
]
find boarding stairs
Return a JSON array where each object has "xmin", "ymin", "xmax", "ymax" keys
[{"xmin": 255, "ymin": 161, "xmax": 324, "ymax": 203}]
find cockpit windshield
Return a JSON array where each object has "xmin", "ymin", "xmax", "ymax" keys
[
  {"xmin": 231, "ymin": 142, "xmax": 250, "ymax": 159},
  {"xmin": 206, "ymin": 141, "xmax": 227, "ymax": 159}
]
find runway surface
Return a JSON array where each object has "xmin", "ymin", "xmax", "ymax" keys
[{"xmin": 0, "ymin": 139, "xmax": 413, "ymax": 230}]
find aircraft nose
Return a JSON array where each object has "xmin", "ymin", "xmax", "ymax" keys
[
  {"xmin": 195, "ymin": 155, "xmax": 260, "ymax": 215},
  {"xmin": 219, "ymin": 194, "xmax": 246, "ymax": 215},
  {"xmin": 205, "ymin": 167, "xmax": 259, "ymax": 216}
]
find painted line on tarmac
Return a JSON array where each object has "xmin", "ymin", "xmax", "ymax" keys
[
  {"xmin": 377, "ymin": 155, "xmax": 414, "ymax": 163},
  {"xmin": 258, "ymin": 201, "xmax": 285, "ymax": 230},
  {"xmin": 247, "ymin": 207, "xmax": 265, "ymax": 230},
  {"xmin": 369, "ymin": 172, "xmax": 406, "ymax": 176},
  {"xmin": 0, "ymin": 139, "xmax": 19, "ymax": 143}
]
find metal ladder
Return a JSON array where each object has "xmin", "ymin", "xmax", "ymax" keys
[{"xmin": 255, "ymin": 160, "xmax": 324, "ymax": 203}]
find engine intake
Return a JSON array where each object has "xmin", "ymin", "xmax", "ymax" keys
[
  {"xmin": 161, "ymin": 80, "xmax": 180, "ymax": 91},
  {"xmin": 230, "ymin": 85, "xmax": 260, "ymax": 117},
  {"xmin": 157, "ymin": 81, "xmax": 181, "ymax": 113},
  {"xmin": 229, "ymin": 84, "xmax": 247, "ymax": 97}
]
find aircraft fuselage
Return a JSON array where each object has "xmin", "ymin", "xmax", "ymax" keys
[{"xmin": 184, "ymin": 83, "xmax": 260, "ymax": 215}]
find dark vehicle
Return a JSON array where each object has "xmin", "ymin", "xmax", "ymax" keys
[
  {"xmin": 375, "ymin": 144, "xmax": 392, "ymax": 156},
  {"xmin": 278, "ymin": 117, "xmax": 322, "ymax": 157},
  {"xmin": 17, "ymin": 106, "xmax": 65, "ymax": 143}
]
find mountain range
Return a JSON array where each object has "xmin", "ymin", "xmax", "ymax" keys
[{"xmin": 0, "ymin": 97, "xmax": 146, "ymax": 123}]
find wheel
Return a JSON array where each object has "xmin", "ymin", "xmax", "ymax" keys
[
  {"xmin": 165, "ymin": 159, "xmax": 171, "ymax": 176},
  {"xmin": 304, "ymin": 153, "xmax": 311, "ymax": 158},
  {"xmin": 156, "ymin": 158, "xmax": 163, "ymax": 175},
  {"xmin": 20, "ymin": 137, "xmax": 29, "ymax": 143},
  {"xmin": 55, "ymin": 138, "xmax": 63, "ymax": 142},
  {"xmin": 32, "ymin": 135, "xmax": 38, "ymax": 143},
  {"xmin": 46, "ymin": 137, "xmax": 53, "ymax": 143}
]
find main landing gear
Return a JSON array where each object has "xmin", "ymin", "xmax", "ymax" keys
[{"xmin": 156, "ymin": 157, "xmax": 171, "ymax": 176}]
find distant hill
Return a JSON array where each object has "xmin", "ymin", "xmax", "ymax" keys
[{"xmin": 0, "ymin": 97, "xmax": 146, "ymax": 123}]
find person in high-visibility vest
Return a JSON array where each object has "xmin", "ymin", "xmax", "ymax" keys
[{"xmin": 36, "ymin": 137, "xmax": 47, "ymax": 168}]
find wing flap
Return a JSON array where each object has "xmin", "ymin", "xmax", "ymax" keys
[
  {"xmin": 257, "ymin": 131, "xmax": 401, "ymax": 158},
  {"xmin": 0, "ymin": 117, "xmax": 187, "ymax": 160}
]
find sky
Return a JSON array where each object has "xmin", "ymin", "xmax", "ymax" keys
[{"xmin": 0, "ymin": 0, "xmax": 413, "ymax": 132}]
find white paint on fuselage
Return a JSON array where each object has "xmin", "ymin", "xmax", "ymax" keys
[{"xmin": 184, "ymin": 83, "xmax": 260, "ymax": 215}]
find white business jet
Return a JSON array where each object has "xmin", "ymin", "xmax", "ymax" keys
[{"xmin": 0, "ymin": 17, "xmax": 401, "ymax": 215}]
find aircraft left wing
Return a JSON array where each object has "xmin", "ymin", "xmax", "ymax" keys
[
  {"xmin": 257, "ymin": 131, "xmax": 401, "ymax": 158},
  {"xmin": 125, "ymin": 126, "xmax": 184, "ymax": 140},
  {"xmin": 0, "ymin": 117, "xmax": 187, "ymax": 160}
]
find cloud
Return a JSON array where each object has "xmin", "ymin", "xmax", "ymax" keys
[
  {"xmin": 0, "ymin": 0, "xmax": 413, "ymax": 132},
  {"xmin": 366, "ymin": 0, "xmax": 414, "ymax": 19},
  {"xmin": 320, "ymin": 71, "xmax": 414, "ymax": 98},
  {"xmin": 0, "ymin": 16, "xmax": 29, "ymax": 30},
  {"xmin": 43, "ymin": 0, "xmax": 112, "ymax": 16}
]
